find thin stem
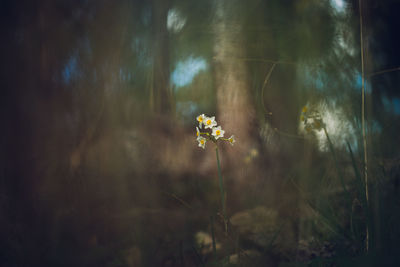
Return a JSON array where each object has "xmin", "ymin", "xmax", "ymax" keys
[
  {"xmin": 323, "ymin": 127, "xmax": 351, "ymax": 199},
  {"xmin": 359, "ymin": 0, "xmax": 369, "ymax": 252},
  {"xmin": 215, "ymin": 146, "xmax": 227, "ymax": 234},
  {"xmin": 210, "ymin": 215, "xmax": 217, "ymax": 256},
  {"xmin": 219, "ymin": 137, "xmax": 233, "ymax": 142}
]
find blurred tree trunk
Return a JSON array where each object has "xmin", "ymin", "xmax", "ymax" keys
[
  {"xmin": 150, "ymin": 0, "xmax": 172, "ymax": 114},
  {"xmin": 213, "ymin": 0, "xmax": 256, "ymax": 166}
]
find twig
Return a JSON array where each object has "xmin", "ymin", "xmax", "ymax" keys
[
  {"xmin": 212, "ymin": 56, "xmax": 298, "ymax": 66},
  {"xmin": 259, "ymin": 63, "xmax": 309, "ymax": 141},
  {"xmin": 162, "ymin": 191, "xmax": 192, "ymax": 209},
  {"xmin": 368, "ymin": 66, "xmax": 400, "ymax": 77},
  {"xmin": 261, "ymin": 63, "xmax": 276, "ymax": 116},
  {"xmin": 273, "ymin": 127, "xmax": 308, "ymax": 140}
]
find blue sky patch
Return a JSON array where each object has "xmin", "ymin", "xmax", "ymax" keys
[
  {"xmin": 62, "ymin": 55, "xmax": 80, "ymax": 84},
  {"xmin": 355, "ymin": 73, "xmax": 372, "ymax": 93},
  {"xmin": 393, "ymin": 98, "xmax": 400, "ymax": 115},
  {"xmin": 171, "ymin": 56, "xmax": 207, "ymax": 88},
  {"xmin": 382, "ymin": 96, "xmax": 400, "ymax": 115}
]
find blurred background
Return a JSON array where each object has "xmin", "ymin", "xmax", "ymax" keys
[{"xmin": 1, "ymin": 0, "xmax": 400, "ymax": 266}]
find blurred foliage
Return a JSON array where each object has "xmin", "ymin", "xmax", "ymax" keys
[{"xmin": 0, "ymin": 0, "xmax": 399, "ymax": 266}]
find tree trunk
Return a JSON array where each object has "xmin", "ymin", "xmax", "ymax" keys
[
  {"xmin": 151, "ymin": 0, "xmax": 172, "ymax": 114},
  {"xmin": 213, "ymin": 0, "xmax": 256, "ymax": 167}
]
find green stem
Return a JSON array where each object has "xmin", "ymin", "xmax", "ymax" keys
[
  {"xmin": 215, "ymin": 146, "xmax": 227, "ymax": 234},
  {"xmin": 323, "ymin": 127, "xmax": 351, "ymax": 201},
  {"xmin": 210, "ymin": 215, "xmax": 217, "ymax": 256}
]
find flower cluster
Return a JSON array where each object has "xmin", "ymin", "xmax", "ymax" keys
[
  {"xmin": 196, "ymin": 114, "xmax": 235, "ymax": 149},
  {"xmin": 300, "ymin": 106, "xmax": 325, "ymax": 133}
]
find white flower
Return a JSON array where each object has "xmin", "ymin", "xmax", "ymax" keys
[
  {"xmin": 204, "ymin": 116, "xmax": 217, "ymax": 129},
  {"xmin": 197, "ymin": 114, "xmax": 206, "ymax": 128},
  {"xmin": 197, "ymin": 136, "xmax": 206, "ymax": 149},
  {"xmin": 228, "ymin": 135, "xmax": 236, "ymax": 146},
  {"xmin": 212, "ymin": 126, "xmax": 225, "ymax": 140}
]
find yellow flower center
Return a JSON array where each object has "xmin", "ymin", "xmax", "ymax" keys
[
  {"xmin": 302, "ymin": 106, "xmax": 308, "ymax": 113},
  {"xmin": 206, "ymin": 120, "xmax": 211, "ymax": 125},
  {"xmin": 216, "ymin": 130, "xmax": 220, "ymax": 136},
  {"xmin": 198, "ymin": 117, "xmax": 203, "ymax": 122},
  {"xmin": 300, "ymin": 115, "xmax": 305, "ymax": 121},
  {"xmin": 200, "ymin": 139, "xmax": 205, "ymax": 144},
  {"xmin": 196, "ymin": 132, "xmax": 199, "ymax": 137}
]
